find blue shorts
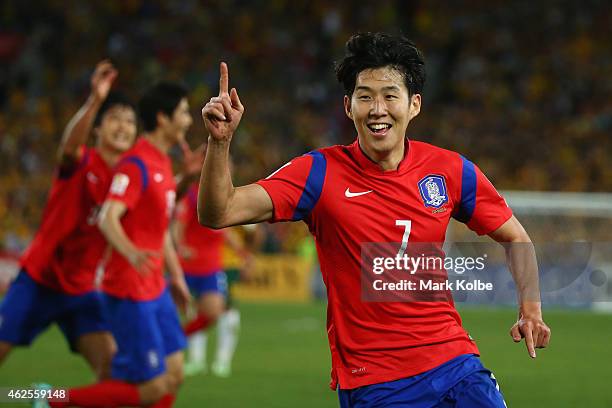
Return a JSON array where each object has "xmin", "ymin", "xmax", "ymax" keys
[
  {"xmin": 103, "ymin": 288, "xmax": 187, "ymax": 382},
  {"xmin": 0, "ymin": 270, "xmax": 109, "ymax": 352},
  {"xmin": 338, "ymin": 354, "xmax": 507, "ymax": 408},
  {"xmin": 185, "ymin": 271, "xmax": 227, "ymax": 297}
]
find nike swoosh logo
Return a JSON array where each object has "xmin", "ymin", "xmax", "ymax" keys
[{"xmin": 345, "ymin": 188, "xmax": 373, "ymax": 198}]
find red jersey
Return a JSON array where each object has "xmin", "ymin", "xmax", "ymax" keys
[
  {"xmin": 21, "ymin": 147, "xmax": 112, "ymax": 295},
  {"xmin": 175, "ymin": 183, "xmax": 225, "ymax": 275},
  {"xmin": 256, "ymin": 139, "xmax": 512, "ymax": 390},
  {"xmin": 102, "ymin": 138, "xmax": 176, "ymax": 301}
]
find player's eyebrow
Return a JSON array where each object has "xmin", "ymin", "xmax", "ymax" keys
[
  {"xmin": 382, "ymin": 85, "xmax": 401, "ymax": 92},
  {"xmin": 355, "ymin": 85, "xmax": 401, "ymax": 92}
]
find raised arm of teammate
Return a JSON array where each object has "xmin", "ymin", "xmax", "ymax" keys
[
  {"xmin": 58, "ymin": 60, "xmax": 118, "ymax": 164},
  {"xmin": 198, "ymin": 62, "xmax": 273, "ymax": 229},
  {"xmin": 98, "ymin": 200, "xmax": 160, "ymax": 274},
  {"xmin": 488, "ymin": 215, "xmax": 551, "ymax": 358}
]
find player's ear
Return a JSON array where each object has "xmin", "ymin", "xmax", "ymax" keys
[
  {"xmin": 156, "ymin": 111, "xmax": 169, "ymax": 129},
  {"xmin": 409, "ymin": 94, "xmax": 421, "ymax": 120},
  {"xmin": 344, "ymin": 95, "xmax": 353, "ymax": 119}
]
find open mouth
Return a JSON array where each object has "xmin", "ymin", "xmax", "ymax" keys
[
  {"xmin": 112, "ymin": 133, "xmax": 132, "ymax": 143},
  {"xmin": 367, "ymin": 123, "xmax": 392, "ymax": 136}
]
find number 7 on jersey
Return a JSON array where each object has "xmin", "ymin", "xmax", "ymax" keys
[{"xmin": 395, "ymin": 220, "xmax": 412, "ymax": 257}]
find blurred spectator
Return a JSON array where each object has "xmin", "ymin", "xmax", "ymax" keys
[{"xmin": 1, "ymin": 0, "xmax": 610, "ymax": 250}]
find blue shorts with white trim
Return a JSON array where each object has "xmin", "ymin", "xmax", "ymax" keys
[
  {"xmin": 0, "ymin": 270, "xmax": 109, "ymax": 352},
  {"xmin": 103, "ymin": 288, "xmax": 186, "ymax": 382},
  {"xmin": 338, "ymin": 354, "xmax": 506, "ymax": 408},
  {"xmin": 184, "ymin": 271, "xmax": 228, "ymax": 297}
]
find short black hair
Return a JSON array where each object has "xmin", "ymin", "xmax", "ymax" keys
[
  {"xmin": 138, "ymin": 81, "xmax": 188, "ymax": 132},
  {"xmin": 94, "ymin": 91, "xmax": 135, "ymax": 127},
  {"xmin": 335, "ymin": 32, "xmax": 426, "ymax": 97}
]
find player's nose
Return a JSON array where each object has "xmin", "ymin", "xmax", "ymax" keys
[
  {"xmin": 369, "ymin": 97, "xmax": 388, "ymax": 117},
  {"xmin": 118, "ymin": 119, "xmax": 133, "ymax": 132}
]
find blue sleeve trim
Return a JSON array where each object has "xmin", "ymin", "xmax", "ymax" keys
[
  {"xmin": 123, "ymin": 156, "xmax": 148, "ymax": 192},
  {"xmin": 292, "ymin": 151, "xmax": 327, "ymax": 221},
  {"xmin": 453, "ymin": 156, "xmax": 477, "ymax": 223}
]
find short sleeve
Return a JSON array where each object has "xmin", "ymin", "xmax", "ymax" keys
[
  {"xmin": 255, "ymin": 151, "xmax": 327, "ymax": 222},
  {"xmin": 107, "ymin": 156, "xmax": 148, "ymax": 210},
  {"xmin": 452, "ymin": 156, "xmax": 512, "ymax": 235},
  {"xmin": 57, "ymin": 145, "xmax": 90, "ymax": 180}
]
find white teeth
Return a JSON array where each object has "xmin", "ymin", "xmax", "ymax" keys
[{"xmin": 369, "ymin": 124, "xmax": 390, "ymax": 131}]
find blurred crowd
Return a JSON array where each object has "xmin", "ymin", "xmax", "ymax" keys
[{"xmin": 1, "ymin": 0, "xmax": 610, "ymax": 252}]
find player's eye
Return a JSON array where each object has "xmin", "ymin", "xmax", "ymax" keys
[
  {"xmin": 385, "ymin": 94, "xmax": 398, "ymax": 100},
  {"xmin": 358, "ymin": 95, "xmax": 372, "ymax": 101}
]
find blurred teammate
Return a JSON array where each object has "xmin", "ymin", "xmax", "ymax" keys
[
  {"xmin": 0, "ymin": 61, "xmax": 135, "ymax": 380},
  {"xmin": 47, "ymin": 82, "xmax": 192, "ymax": 408},
  {"xmin": 212, "ymin": 224, "xmax": 260, "ymax": 378},
  {"xmin": 198, "ymin": 32, "xmax": 551, "ymax": 407},
  {"xmin": 173, "ymin": 179, "xmax": 252, "ymax": 377}
]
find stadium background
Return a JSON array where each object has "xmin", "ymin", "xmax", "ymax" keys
[{"xmin": 0, "ymin": 1, "xmax": 611, "ymax": 407}]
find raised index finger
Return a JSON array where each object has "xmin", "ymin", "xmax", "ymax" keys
[
  {"xmin": 524, "ymin": 327, "xmax": 536, "ymax": 358},
  {"xmin": 219, "ymin": 62, "xmax": 229, "ymax": 95}
]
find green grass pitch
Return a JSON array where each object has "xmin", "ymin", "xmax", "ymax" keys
[{"xmin": 0, "ymin": 302, "xmax": 610, "ymax": 407}]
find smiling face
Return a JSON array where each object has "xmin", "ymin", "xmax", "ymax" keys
[
  {"xmin": 344, "ymin": 66, "xmax": 421, "ymax": 167},
  {"xmin": 95, "ymin": 104, "xmax": 137, "ymax": 154}
]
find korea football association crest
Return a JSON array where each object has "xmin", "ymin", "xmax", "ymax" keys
[{"xmin": 418, "ymin": 175, "xmax": 448, "ymax": 208}]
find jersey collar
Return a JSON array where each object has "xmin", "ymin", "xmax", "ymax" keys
[
  {"xmin": 138, "ymin": 137, "xmax": 171, "ymax": 164},
  {"xmin": 349, "ymin": 137, "xmax": 413, "ymax": 176}
]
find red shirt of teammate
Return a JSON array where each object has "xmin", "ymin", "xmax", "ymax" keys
[
  {"xmin": 102, "ymin": 138, "xmax": 176, "ymax": 300},
  {"xmin": 175, "ymin": 183, "xmax": 224, "ymax": 275},
  {"xmin": 21, "ymin": 147, "xmax": 112, "ymax": 295}
]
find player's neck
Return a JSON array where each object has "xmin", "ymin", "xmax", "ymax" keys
[
  {"xmin": 143, "ymin": 130, "xmax": 172, "ymax": 155},
  {"xmin": 359, "ymin": 140, "xmax": 406, "ymax": 171},
  {"xmin": 96, "ymin": 145, "xmax": 123, "ymax": 167}
]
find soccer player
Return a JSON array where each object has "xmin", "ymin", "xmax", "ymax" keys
[
  {"xmin": 0, "ymin": 61, "xmax": 135, "ymax": 380},
  {"xmin": 198, "ymin": 33, "xmax": 551, "ymax": 407},
  {"xmin": 211, "ymin": 224, "xmax": 259, "ymax": 378},
  {"xmin": 173, "ymin": 179, "xmax": 252, "ymax": 377},
  {"xmin": 47, "ymin": 82, "xmax": 192, "ymax": 408}
]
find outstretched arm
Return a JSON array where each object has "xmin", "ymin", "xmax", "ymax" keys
[
  {"xmin": 489, "ymin": 215, "xmax": 551, "ymax": 358},
  {"xmin": 198, "ymin": 62, "xmax": 273, "ymax": 229},
  {"xmin": 163, "ymin": 231, "xmax": 190, "ymax": 311},
  {"xmin": 58, "ymin": 60, "xmax": 118, "ymax": 165}
]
